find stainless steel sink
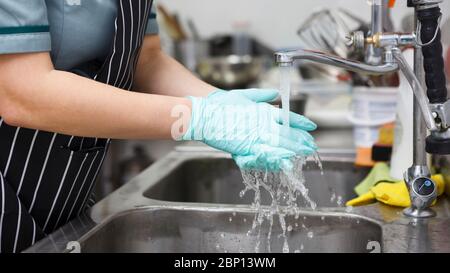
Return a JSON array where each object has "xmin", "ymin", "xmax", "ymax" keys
[
  {"xmin": 24, "ymin": 148, "xmax": 450, "ymax": 253},
  {"xmin": 144, "ymin": 157, "xmax": 370, "ymax": 207},
  {"xmin": 75, "ymin": 207, "xmax": 382, "ymax": 253}
]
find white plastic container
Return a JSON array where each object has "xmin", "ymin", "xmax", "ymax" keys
[{"xmin": 348, "ymin": 87, "xmax": 398, "ymax": 148}]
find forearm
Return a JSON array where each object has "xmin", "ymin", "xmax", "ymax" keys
[
  {"xmin": 0, "ymin": 55, "xmax": 190, "ymax": 140},
  {"xmin": 134, "ymin": 36, "xmax": 215, "ymax": 97}
]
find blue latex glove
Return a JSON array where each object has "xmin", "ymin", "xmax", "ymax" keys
[
  {"xmin": 182, "ymin": 89, "xmax": 317, "ymax": 170},
  {"xmin": 232, "ymin": 144, "xmax": 297, "ymax": 171}
]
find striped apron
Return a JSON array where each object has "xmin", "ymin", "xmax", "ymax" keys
[{"xmin": 0, "ymin": 0, "xmax": 153, "ymax": 253}]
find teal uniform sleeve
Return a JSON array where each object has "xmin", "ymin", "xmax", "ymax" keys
[
  {"xmin": 145, "ymin": 3, "xmax": 159, "ymax": 35},
  {"xmin": 0, "ymin": 0, "xmax": 51, "ymax": 54}
]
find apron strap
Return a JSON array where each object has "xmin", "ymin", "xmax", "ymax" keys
[{"xmin": 95, "ymin": 0, "xmax": 153, "ymax": 90}]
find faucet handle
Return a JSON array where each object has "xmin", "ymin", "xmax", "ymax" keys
[
  {"xmin": 403, "ymin": 166, "xmax": 437, "ymax": 218},
  {"xmin": 346, "ymin": 31, "xmax": 365, "ymax": 52}
]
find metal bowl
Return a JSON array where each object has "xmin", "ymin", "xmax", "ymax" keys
[{"xmin": 197, "ymin": 55, "xmax": 266, "ymax": 89}]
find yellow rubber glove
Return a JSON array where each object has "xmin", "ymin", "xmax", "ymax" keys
[{"xmin": 346, "ymin": 174, "xmax": 445, "ymax": 207}]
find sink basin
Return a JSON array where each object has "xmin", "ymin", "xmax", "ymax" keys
[
  {"xmin": 23, "ymin": 149, "xmax": 450, "ymax": 253},
  {"xmin": 144, "ymin": 157, "xmax": 370, "ymax": 207},
  {"xmin": 76, "ymin": 208, "xmax": 382, "ymax": 253}
]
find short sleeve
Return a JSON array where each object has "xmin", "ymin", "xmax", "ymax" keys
[
  {"xmin": 145, "ymin": 3, "xmax": 159, "ymax": 35},
  {"xmin": 0, "ymin": 0, "xmax": 51, "ymax": 54}
]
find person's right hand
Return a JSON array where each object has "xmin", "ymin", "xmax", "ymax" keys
[{"xmin": 182, "ymin": 89, "xmax": 317, "ymax": 171}]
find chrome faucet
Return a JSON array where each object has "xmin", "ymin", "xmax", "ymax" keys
[
  {"xmin": 366, "ymin": 0, "xmax": 394, "ymax": 65},
  {"xmin": 275, "ymin": 48, "xmax": 399, "ymax": 75},
  {"xmin": 275, "ymin": 0, "xmax": 448, "ymax": 218}
]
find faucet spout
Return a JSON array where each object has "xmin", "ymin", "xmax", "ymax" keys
[{"xmin": 275, "ymin": 48, "xmax": 398, "ymax": 75}]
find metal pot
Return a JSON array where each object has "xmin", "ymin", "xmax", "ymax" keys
[{"xmin": 197, "ymin": 55, "xmax": 267, "ymax": 89}]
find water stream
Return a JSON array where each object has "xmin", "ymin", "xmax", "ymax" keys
[
  {"xmin": 237, "ymin": 65, "xmax": 323, "ymax": 253},
  {"xmin": 279, "ymin": 66, "xmax": 291, "ymax": 129}
]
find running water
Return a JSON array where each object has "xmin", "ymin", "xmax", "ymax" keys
[
  {"xmin": 235, "ymin": 65, "xmax": 323, "ymax": 253},
  {"xmin": 279, "ymin": 66, "xmax": 291, "ymax": 129}
]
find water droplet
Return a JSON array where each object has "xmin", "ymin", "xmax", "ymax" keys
[
  {"xmin": 220, "ymin": 233, "xmax": 225, "ymax": 238},
  {"xmin": 337, "ymin": 196, "xmax": 343, "ymax": 206},
  {"xmin": 287, "ymin": 225, "xmax": 293, "ymax": 232},
  {"xmin": 282, "ymin": 241, "xmax": 289, "ymax": 253},
  {"xmin": 300, "ymin": 244, "xmax": 304, "ymax": 250},
  {"xmin": 243, "ymin": 218, "xmax": 247, "ymax": 223},
  {"xmin": 330, "ymin": 193, "xmax": 336, "ymax": 202},
  {"xmin": 321, "ymin": 216, "xmax": 325, "ymax": 221},
  {"xmin": 307, "ymin": 231, "xmax": 314, "ymax": 238},
  {"xmin": 345, "ymin": 206, "xmax": 353, "ymax": 213},
  {"xmin": 229, "ymin": 217, "xmax": 233, "ymax": 222},
  {"xmin": 239, "ymin": 190, "xmax": 246, "ymax": 198},
  {"xmin": 232, "ymin": 212, "xmax": 236, "ymax": 217}
]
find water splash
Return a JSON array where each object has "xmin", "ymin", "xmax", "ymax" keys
[
  {"xmin": 312, "ymin": 152, "xmax": 324, "ymax": 176},
  {"xmin": 240, "ymin": 156, "xmax": 321, "ymax": 253}
]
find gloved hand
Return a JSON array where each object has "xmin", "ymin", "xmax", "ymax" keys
[
  {"xmin": 232, "ymin": 144, "xmax": 297, "ymax": 171},
  {"xmin": 182, "ymin": 89, "xmax": 317, "ymax": 171}
]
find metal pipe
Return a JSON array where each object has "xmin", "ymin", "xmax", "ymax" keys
[
  {"xmin": 392, "ymin": 48, "xmax": 438, "ymax": 132},
  {"xmin": 403, "ymin": 2, "xmax": 439, "ymax": 219},
  {"xmin": 366, "ymin": 0, "xmax": 384, "ymax": 64},
  {"xmin": 274, "ymin": 49, "xmax": 398, "ymax": 75},
  {"xmin": 413, "ymin": 53, "xmax": 427, "ymax": 166},
  {"xmin": 413, "ymin": 27, "xmax": 428, "ymax": 166},
  {"xmin": 371, "ymin": 0, "xmax": 384, "ymax": 34}
]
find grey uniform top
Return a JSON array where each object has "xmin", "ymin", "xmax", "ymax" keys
[{"xmin": 0, "ymin": 0, "xmax": 159, "ymax": 71}]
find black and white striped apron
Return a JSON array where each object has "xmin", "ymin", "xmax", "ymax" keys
[{"xmin": 0, "ymin": 0, "xmax": 153, "ymax": 253}]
